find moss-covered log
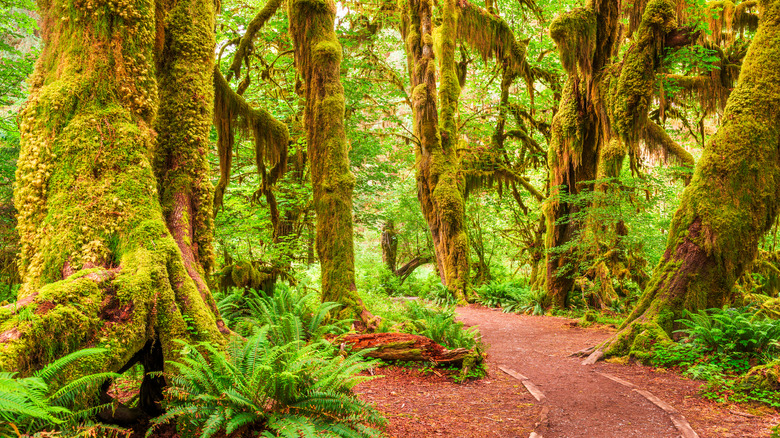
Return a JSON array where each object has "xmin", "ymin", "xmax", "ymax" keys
[
  {"xmin": 401, "ymin": 0, "xmax": 472, "ymax": 303},
  {"xmin": 589, "ymin": 0, "xmax": 780, "ymax": 360},
  {"xmin": 341, "ymin": 332, "xmax": 476, "ymax": 365},
  {"xmin": 288, "ymin": 0, "xmax": 378, "ymax": 329},
  {"xmin": 1, "ymin": 0, "xmax": 227, "ymax": 415}
]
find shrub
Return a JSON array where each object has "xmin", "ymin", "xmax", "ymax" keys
[
  {"xmin": 403, "ymin": 301, "xmax": 480, "ymax": 349},
  {"xmin": 149, "ymin": 328, "xmax": 386, "ymax": 438},
  {"xmin": 476, "ymin": 280, "xmax": 530, "ymax": 309},
  {"xmin": 676, "ymin": 308, "xmax": 780, "ymax": 356},
  {"xmin": 216, "ymin": 285, "xmax": 351, "ymax": 342}
]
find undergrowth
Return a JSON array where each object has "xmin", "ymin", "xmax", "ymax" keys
[
  {"xmin": 148, "ymin": 326, "xmax": 386, "ymax": 438},
  {"xmin": 651, "ymin": 307, "xmax": 780, "ymax": 408},
  {"xmin": 0, "ymin": 348, "xmax": 125, "ymax": 437}
]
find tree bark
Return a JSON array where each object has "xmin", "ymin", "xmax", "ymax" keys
[
  {"xmin": 2, "ymin": 0, "xmax": 226, "ymax": 398},
  {"xmin": 593, "ymin": 0, "xmax": 780, "ymax": 359},
  {"xmin": 288, "ymin": 0, "xmax": 378, "ymax": 329},
  {"xmin": 381, "ymin": 220, "xmax": 398, "ymax": 272},
  {"xmin": 401, "ymin": 0, "xmax": 471, "ymax": 303}
]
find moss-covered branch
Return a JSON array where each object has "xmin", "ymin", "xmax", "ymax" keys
[
  {"xmin": 226, "ymin": 0, "xmax": 286, "ymax": 81},
  {"xmin": 643, "ymin": 120, "xmax": 695, "ymax": 173},
  {"xmin": 213, "ymin": 68, "xmax": 289, "ymax": 213}
]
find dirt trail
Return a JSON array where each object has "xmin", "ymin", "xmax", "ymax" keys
[
  {"xmin": 358, "ymin": 305, "xmax": 777, "ymax": 437},
  {"xmin": 456, "ymin": 306, "xmax": 777, "ymax": 438}
]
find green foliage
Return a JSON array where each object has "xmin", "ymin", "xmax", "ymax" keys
[
  {"xmin": 676, "ymin": 308, "xmax": 780, "ymax": 356},
  {"xmin": 476, "ymin": 280, "xmax": 551, "ymax": 315},
  {"xmin": 149, "ymin": 329, "xmax": 386, "ymax": 438},
  {"xmin": 402, "ymin": 301, "xmax": 480, "ymax": 349},
  {"xmin": 651, "ymin": 308, "xmax": 780, "ymax": 408},
  {"xmin": 0, "ymin": 348, "xmax": 119, "ymax": 436},
  {"xmin": 215, "ymin": 284, "xmax": 350, "ymax": 342},
  {"xmin": 650, "ymin": 342, "xmax": 707, "ymax": 368},
  {"xmin": 476, "ymin": 280, "xmax": 530, "ymax": 308}
]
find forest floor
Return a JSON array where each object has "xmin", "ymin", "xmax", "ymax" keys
[{"xmin": 356, "ymin": 305, "xmax": 780, "ymax": 438}]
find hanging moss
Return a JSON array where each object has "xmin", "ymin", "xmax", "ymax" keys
[
  {"xmin": 212, "ymin": 68, "xmax": 289, "ymax": 213},
  {"xmin": 549, "ymin": 8, "xmax": 596, "ymax": 77},
  {"xmin": 597, "ymin": 0, "xmax": 780, "ymax": 358},
  {"xmin": 457, "ymin": 1, "xmax": 531, "ymax": 82},
  {"xmin": 643, "ymin": 120, "xmax": 695, "ymax": 177}
]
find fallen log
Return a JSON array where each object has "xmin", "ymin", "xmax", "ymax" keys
[{"xmin": 339, "ymin": 332, "xmax": 477, "ymax": 365}]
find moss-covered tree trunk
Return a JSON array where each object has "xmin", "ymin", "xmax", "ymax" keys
[
  {"xmin": 381, "ymin": 220, "xmax": 398, "ymax": 272},
  {"xmin": 0, "ymin": 0, "xmax": 226, "ymax": 412},
  {"xmin": 288, "ymin": 0, "xmax": 377, "ymax": 329},
  {"xmin": 545, "ymin": 0, "xmax": 619, "ymax": 308},
  {"xmin": 401, "ymin": 0, "xmax": 471, "ymax": 303},
  {"xmin": 546, "ymin": 0, "xmax": 682, "ymax": 309},
  {"xmin": 154, "ymin": 0, "xmax": 223, "ymax": 323},
  {"xmin": 592, "ymin": 0, "xmax": 780, "ymax": 359}
]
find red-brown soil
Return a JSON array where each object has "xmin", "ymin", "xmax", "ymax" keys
[{"xmin": 356, "ymin": 305, "xmax": 780, "ymax": 438}]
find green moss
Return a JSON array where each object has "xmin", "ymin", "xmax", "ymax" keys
[
  {"xmin": 288, "ymin": 0, "xmax": 377, "ymax": 326},
  {"xmin": 3, "ymin": 0, "xmax": 227, "ymax": 380},
  {"xmin": 610, "ymin": 0, "xmax": 675, "ymax": 148},
  {"xmin": 549, "ymin": 7, "xmax": 596, "ymax": 76}
]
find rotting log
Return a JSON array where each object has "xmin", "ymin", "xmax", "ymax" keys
[{"xmin": 340, "ymin": 333, "xmax": 475, "ymax": 365}]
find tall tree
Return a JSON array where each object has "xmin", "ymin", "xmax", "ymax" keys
[
  {"xmin": 288, "ymin": 0, "xmax": 378, "ymax": 328},
  {"xmin": 399, "ymin": 0, "xmax": 472, "ymax": 302},
  {"xmin": 0, "ymin": 0, "xmax": 227, "ymax": 415},
  {"xmin": 545, "ymin": 0, "xmax": 697, "ymax": 308},
  {"xmin": 398, "ymin": 0, "xmax": 537, "ymax": 302},
  {"xmin": 588, "ymin": 0, "xmax": 780, "ymax": 360}
]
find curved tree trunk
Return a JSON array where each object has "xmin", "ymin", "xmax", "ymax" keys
[
  {"xmin": 1, "ymin": 0, "xmax": 227, "ymax": 412},
  {"xmin": 593, "ymin": 0, "xmax": 780, "ymax": 359},
  {"xmin": 401, "ymin": 0, "xmax": 471, "ymax": 303},
  {"xmin": 288, "ymin": 0, "xmax": 378, "ymax": 330}
]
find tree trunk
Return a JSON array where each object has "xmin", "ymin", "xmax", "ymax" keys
[
  {"xmin": 2, "ymin": 0, "xmax": 227, "ymax": 405},
  {"xmin": 401, "ymin": 0, "xmax": 471, "ymax": 303},
  {"xmin": 381, "ymin": 220, "xmax": 398, "ymax": 272},
  {"xmin": 394, "ymin": 255, "xmax": 434, "ymax": 283},
  {"xmin": 288, "ymin": 0, "xmax": 378, "ymax": 330},
  {"xmin": 545, "ymin": 0, "xmax": 679, "ymax": 309},
  {"xmin": 593, "ymin": 0, "xmax": 780, "ymax": 359}
]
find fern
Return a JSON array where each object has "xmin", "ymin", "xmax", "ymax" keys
[
  {"xmin": 403, "ymin": 301, "xmax": 479, "ymax": 349},
  {"xmin": 149, "ymin": 329, "xmax": 386, "ymax": 438},
  {"xmin": 0, "ymin": 348, "xmax": 119, "ymax": 436}
]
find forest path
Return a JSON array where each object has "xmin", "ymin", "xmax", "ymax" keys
[
  {"xmin": 357, "ymin": 305, "xmax": 777, "ymax": 437},
  {"xmin": 456, "ymin": 305, "xmax": 776, "ymax": 438}
]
